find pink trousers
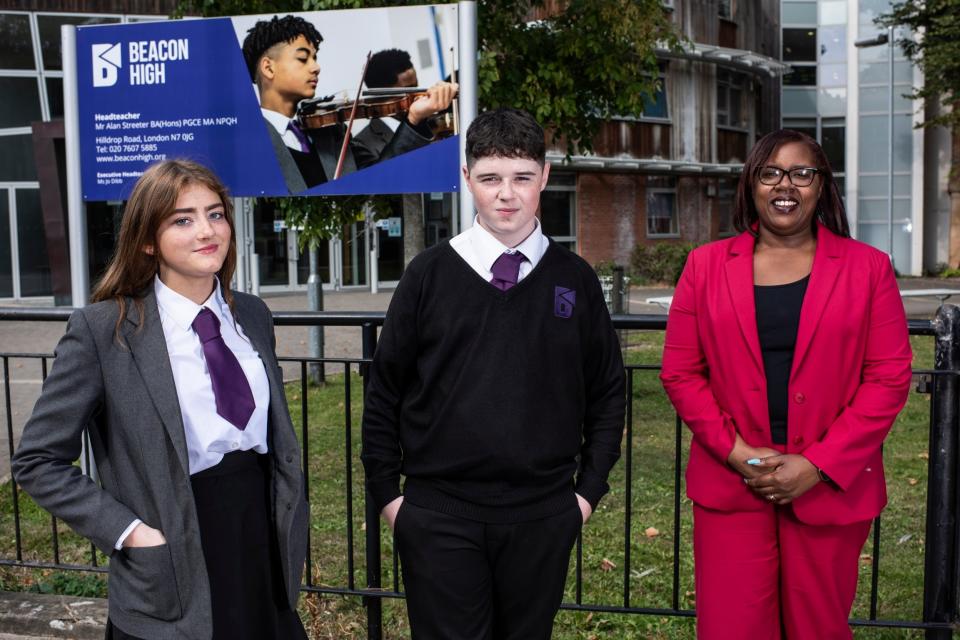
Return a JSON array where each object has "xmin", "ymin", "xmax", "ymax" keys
[{"xmin": 692, "ymin": 504, "xmax": 872, "ymax": 640}]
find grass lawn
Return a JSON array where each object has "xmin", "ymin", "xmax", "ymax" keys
[{"xmin": 0, "ymin": 333, "xmax": 939, "ymax": 638}]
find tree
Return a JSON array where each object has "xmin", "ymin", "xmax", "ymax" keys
[
  {"xmin": 878, "ymin": 0, "xmax": 960, "ymax": 268},
  {"xmin": 478, "ymin": 0, "xmax": 681, "ymax": 155}
]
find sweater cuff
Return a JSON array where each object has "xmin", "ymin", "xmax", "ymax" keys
[
  {"xmin": 402, "ymin": 118, "xmax": 433, "ymax": 140},
  {"xmin": 367, "ymin": 478, "xmax": 402, "ymax": 512},
  {"xmin": 574, "ymin": 474, "xmax": 610, "ymax": 511}
]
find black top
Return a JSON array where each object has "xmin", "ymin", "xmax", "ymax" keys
[
  {"xmin": 361, "ymin": 240, "xmax": 625, "ymax": 523},
  {"xmin": 755, "ymin": 275, "xmax": 810, "ymax": 444}
]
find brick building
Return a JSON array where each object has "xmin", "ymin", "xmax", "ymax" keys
[{"xmin": 541, "ymin": 0, "xmax": 786, "ymax": 268}]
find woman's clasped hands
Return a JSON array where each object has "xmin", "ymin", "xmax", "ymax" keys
[{"xmin": 728, "ymin": 434, "xmax": 821, "ymax": 506}]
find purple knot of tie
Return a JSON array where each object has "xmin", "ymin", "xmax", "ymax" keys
[
  {"xmin": 192, "ymin": 308, "xmax": 256, "ymax": 430},
  {"xmin": 490, "ymin": 251, "xmax": 526, "ymax": 291},
  {"xmin": 287, "ymin": 120, "xmax": 311, "ymax": 154}
]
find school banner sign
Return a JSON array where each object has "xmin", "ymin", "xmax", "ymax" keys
[{"xmin": 76, "ymin": 5, "xmax": 460, "ymax": 201}]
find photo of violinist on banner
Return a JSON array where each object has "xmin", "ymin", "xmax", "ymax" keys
[{"xmin": 238, "ymin": 12, "xmax": 458, "ymax": 194}]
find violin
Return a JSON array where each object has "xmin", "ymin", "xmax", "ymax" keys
[
  {"xmin": 302, "ymin": 51, "xmax": 457, "ymax": 180},
  {"xmin": 297, "ymin": 90, "xmax": 439, "ymax": 131}
]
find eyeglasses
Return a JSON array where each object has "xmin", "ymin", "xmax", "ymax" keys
[{"xmin": 757, "ymin": 166, "xmax": 820, "ymax": 187}]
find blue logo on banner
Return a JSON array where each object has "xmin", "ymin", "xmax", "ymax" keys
[{"xmin": 91, "ymin": 43, "xmax": 121, "ymax": 87}]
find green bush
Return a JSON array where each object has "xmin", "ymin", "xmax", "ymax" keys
[
  {"xmin": 593, "ymin": 260, "xmax": 621, "ymax": 277},
  {"xmin": 29, "ymin": 571, "xmax": 107, "ymax": 598},
  {"xmin": 630, "ymin": 243, "xmax": 697, "ymax": 285},
  {"xmin": 940, "ymin": 266, "xmax": 960, "ymax": 278}
]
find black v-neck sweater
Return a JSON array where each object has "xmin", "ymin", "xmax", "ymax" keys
[{"xmin": 361, "ymin": 240, "xmax": 625, "ymax": 523}]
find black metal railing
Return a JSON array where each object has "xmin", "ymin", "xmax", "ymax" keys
[{"xmin": 1, "ymin": 306, "xmax": 958, "ymax": 638}]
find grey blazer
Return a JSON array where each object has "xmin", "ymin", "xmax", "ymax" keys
[
  {"xmin": 11, "ymin": 290, "xmax": 308, "ymax": 640},
  {"xmin": 352, "ymin": 118, "xmax": 394, "ymax": 159}
]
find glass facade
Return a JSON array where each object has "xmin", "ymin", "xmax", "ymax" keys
[
  {"xmin": 781, "ymin": 1, "xmax": 924, "ymax": 272},
  {"xmin": 854, "ymin": 1, "xmax": 914, "ymax": 270}
]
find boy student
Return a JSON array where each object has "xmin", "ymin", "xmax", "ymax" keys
[
  {"xmin": 353, "ymin": 48, "xmax": 420, "ymax": 159},
  {"xmin": 241, "ymin": 15, "xmax": 457, "ymax": 193},
  {"xmin": 361, "ymin": 107, "xmax": 625, "ymax": 639}
]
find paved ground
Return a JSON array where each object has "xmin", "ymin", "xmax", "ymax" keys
[{"xmin": 0, "ymin": 592, "xmax": 105, "ymax": 639}]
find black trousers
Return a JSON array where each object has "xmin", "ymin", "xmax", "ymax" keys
[
  {"xmin": 106, "ymin": 450, "xmax": 306, "ymax": 640},
  {"xmin": 394, "ymin": 499, "xmax": 582, "ymax": 640}
]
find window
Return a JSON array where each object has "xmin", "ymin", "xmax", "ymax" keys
[
  {"xmin": 0, "ymin": 14, "xmax": 35, "ymax": 70},
  {"xmin": 718, "ymin": 0, "xmax": 732, "ymax": 19},
  {"xmin": 818, "ymin": 26, "xmax": 846, "ymax": 63},
  {"xmin": 783, "ymin": 65, "xmax": 816, "ymax": 86},
  {"xmin": 16, "ymin": 189, "xmax": 50, "ymax": 296},
  {"xmin": 646, "ymin": 177, "xmax": 678, "ymax": 237},
  {"xmin": 540, "ymin": 173, "xmax": 576, "ymax": 250},
  {"xmin": 821, "ymin": 120, "xmax": 845, "ymax": 174},
  {"xmin": 642, "ymin": 64, "xmax": 669, "ymax": 120},
  {"xmin": 782, "ymin": 2, "xmax": 817, "ymax": 25},
  {"xmin": 0, "ymin": 77, "xmax": 42, "ymax": 128},
  {"xmin": 716, "ymin": 179, "xmax": 737, "ymax": 236},
  {"xmin": 0, "ymin": 134, "xmax": 36, "ymax": 181},
  {"xmin": 717, "ymin": 70, "xmax": 747, "ymax": 129},
  {"xmin": 783, "ymin": 28, "xmax": 817, "ymax": 61},
  {"xmin": 643, "ymin": 80, "xmax": 668, "ymax": 119},
  {"xmin": 0, "ymin": 191, "xmax": 11, "ymax": 297},
  {"xmin": 820, "ymin": 1, "xmax": 847, "ymax": 25}
]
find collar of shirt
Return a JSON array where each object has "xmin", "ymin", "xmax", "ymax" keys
[
  {"xmin": 261, "ymin": 107, "xmax": 303, "ymax": 152},
  {"xmin": 154, "ymin": 276, "xmax": 228, "ymax": 333},
  {"xmin": 469, "ymin": 216, "xmax": 548, "ymax": 274}
]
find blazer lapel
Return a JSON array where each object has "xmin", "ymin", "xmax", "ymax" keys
[
  {"xmin": 724, "ymin": 231, "xmax": 764, "ymax": 373},
  {"xmin": 123, "ymin": 291, "xmax": 191, "ymax": 478},
  {"xmin": 791, "ymin": 222, "xmax": 844, "ymax": 376},
  {"xmin": 232, "ymin": 296, "xmax": 286, "ymax": 418}
]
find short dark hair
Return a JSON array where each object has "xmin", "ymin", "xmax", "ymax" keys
[
  {"xmin": 365, "ymin": 49, "xmax": 413, "ymax": 88},
  {"xmin": 733, "ymin": 128, "xmax": 849, "ymax": 237},
  {"xmin": 465, "ymin": 108, "xmax": 546, "ymax": 168},
  {"xmin": 241, "ymin": 15, "xmax": 323, "ymax": 84}
]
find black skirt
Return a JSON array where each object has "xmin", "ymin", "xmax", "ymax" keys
[{"xmin": 107, "ymin": 450, "xmax": 307, "ymax": 640}]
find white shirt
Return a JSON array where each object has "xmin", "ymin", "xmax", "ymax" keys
[
  {"xmin": 351, "ymin": 115, "xmax": 402, "ymax": 136},
  {"xmin": 262, "ymin": 107, "xmax": 307, "ymax": 152},
  {"xmin": 449, "ymin": 216, "xmax": 549, "ymax": 282},
  {"xmin": 115, "ymin": 278, "xmax": 271, "ymax": 548}
]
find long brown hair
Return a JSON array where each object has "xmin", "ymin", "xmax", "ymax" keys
[
  {"xmin": 91, "ymin": 159, "xmax": 237, "ymax": 336},
  {"xmin": 732, "ymin": 129, "xmax": 849, "ymax": 237}
]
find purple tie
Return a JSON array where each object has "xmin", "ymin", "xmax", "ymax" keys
[
  {"xmin": 490, "ymin": 251, "xmax": 526, "ymax": 291},
  {"xmin": 287, "ymin": 120, "xmax": 311, "ymax": 153},
  {"xmin": 192, "ymin": 308, "xmax": 256, "ymax": 430}
]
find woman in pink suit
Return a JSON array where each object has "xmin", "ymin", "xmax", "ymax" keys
[{"xmin": 661, "ymin": 129, "xmax": 913, "ymax": 639}]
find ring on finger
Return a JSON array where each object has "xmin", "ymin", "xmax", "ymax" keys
[{"xmin": 768, "ymin": 494, "xmax": 777, "ymax": 502}]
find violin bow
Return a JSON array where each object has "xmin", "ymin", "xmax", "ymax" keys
[
  {"xmin": 449, "ymin": 46, "xmax": 459, "ymax": 135},
  {"xmin": 333, "ymin": 51, "xmax": 372, "ymax": 181}
]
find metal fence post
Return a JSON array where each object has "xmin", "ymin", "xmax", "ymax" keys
[
  {"xmin": 361, "ymin": 322, "xmax": 383, "ymax": 640},
  {"xmin": 923, "ymin": 304, "xmax": 960, "ymax": 638}
]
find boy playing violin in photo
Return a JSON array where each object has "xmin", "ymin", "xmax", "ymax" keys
[{"xmin": 241, "ymin": 15, "xmax": 457, "ymax": 193}]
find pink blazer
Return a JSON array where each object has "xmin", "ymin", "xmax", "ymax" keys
[{"xmin": 661, "ymin": 223, "xmax": 913, "ymax": 526}]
